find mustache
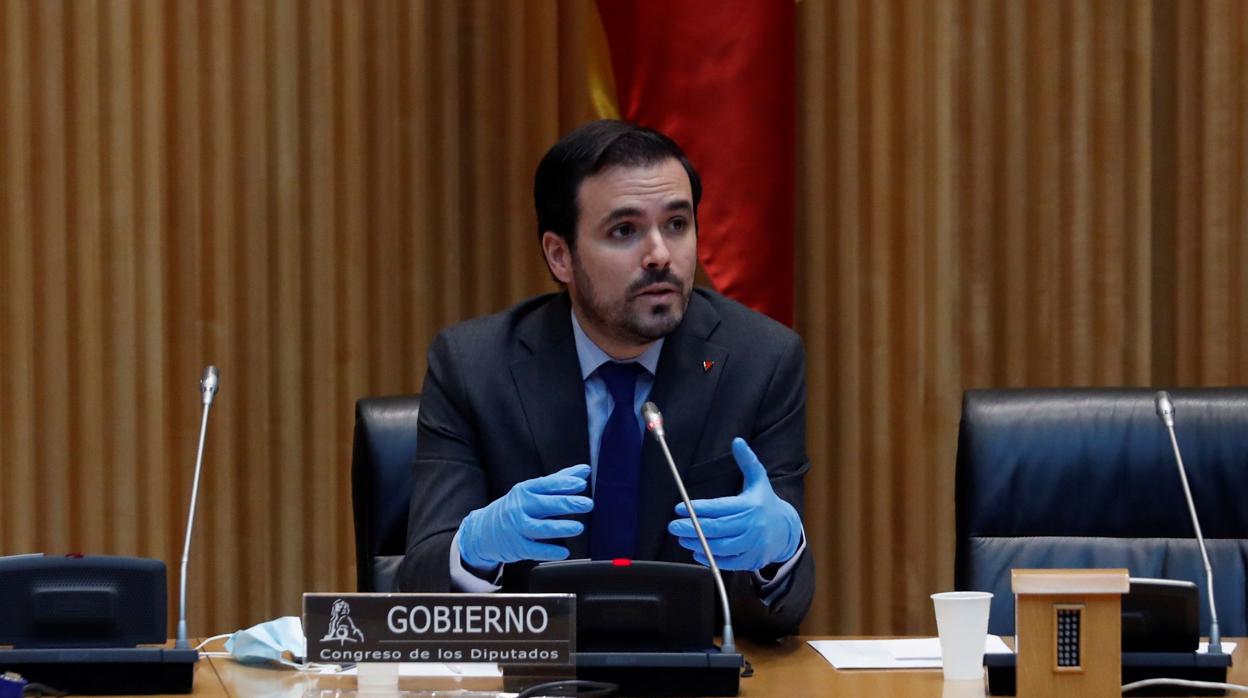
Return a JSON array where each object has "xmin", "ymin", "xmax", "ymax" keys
[{"xmin": 627, "ymin": 268, "xmax": 683, "ymax": 296}]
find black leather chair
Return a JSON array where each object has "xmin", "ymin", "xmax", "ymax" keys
[
  {"xmin": 955, "ymin": 388, "xmax": 1248, "ymax": 636},
  {"xmin": 351, "ymin": 394, "xmax": 420, "ymax": 592}
]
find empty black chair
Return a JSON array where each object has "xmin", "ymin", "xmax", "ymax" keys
[
  {"xmin": 955, "ymin": 388, "xmax": 1248, "ymax": 635},
  {"xmin": 351, "ymin": 394, "xmax": 420, "ymax": 592}
]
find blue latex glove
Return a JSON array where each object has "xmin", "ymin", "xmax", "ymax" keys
[
  {"xmin": 458, "ymin": 463, "xmax": 594, "ymax": 572},
  {"xmin": 667, "ymin": 438, "xmax": 802, "ymax": 571}
]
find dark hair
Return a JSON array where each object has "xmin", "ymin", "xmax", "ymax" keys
[{"xmin": 533, "ymin": 120, "xmax": 702, "ymax": 248}]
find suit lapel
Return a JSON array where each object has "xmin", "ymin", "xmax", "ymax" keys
[
  {"xmin": 635, "ymin": 293, "xmax": 727, "ymax": 559},
  {"xmin": 510, "ymin": 293, "xmax": 592, "ymax": 559}
]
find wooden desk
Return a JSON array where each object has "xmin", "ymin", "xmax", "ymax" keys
[
  {"xmin": 188, "ymin": 655, "xmax": 230, "ymax": 697},
  {"xmin": 742, "ymin": 637, "xmax": 1246, "ymax": 697},
  {"xmin": 202, "ymin": 637, "xmax": 1245, "ymax": 697}
]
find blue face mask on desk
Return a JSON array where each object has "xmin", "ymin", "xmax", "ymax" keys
[{"xmin": 224, "ymin": 616, "xmax": 305, "ymax": 668}]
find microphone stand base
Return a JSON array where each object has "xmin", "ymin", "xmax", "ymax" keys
[
  {"xmin": 506, "ymin": 648, "xmax": 744, "ymax": 697},
  {"xmin": 986, "ymin": 651, "xmax": 1232, "ymax": 696},
  {"xmin": 0, "ymin": 647, "xmax": 197, "ymax": 695}
]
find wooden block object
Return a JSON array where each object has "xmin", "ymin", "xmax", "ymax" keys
[{"xmin": 1012, "ymin": 569, "xmax": 1129, "ymax": 698}]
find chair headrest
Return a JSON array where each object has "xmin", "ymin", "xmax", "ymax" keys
[
  {"xmin": 957, "ymin": 388, "xmax": 1248, "ymax": 539},
  {"xmin": 351, "ymin": 394, "xmax": 422, "ymax": 572}
]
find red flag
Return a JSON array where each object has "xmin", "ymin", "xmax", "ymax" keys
[{"xmin": 594, "ymin": 0, "xmax": 796, "ymax": 325}]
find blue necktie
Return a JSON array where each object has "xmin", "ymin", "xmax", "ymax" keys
[{"xmin": 590, "ymin": 361, "xmax": 643, "ymax": 560}]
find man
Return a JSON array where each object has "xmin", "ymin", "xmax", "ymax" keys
[{"xmin": 398, "ymin": 120, "xmax": 813, "ymax": 639}]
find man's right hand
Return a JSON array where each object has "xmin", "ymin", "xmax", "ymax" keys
[{"xmin": 457, "ymin": 464, "xmax": 594, "ymax": 573}]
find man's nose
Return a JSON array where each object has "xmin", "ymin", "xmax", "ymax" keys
[{"xmin": 642, "ymin": 228, "xmax": 672, "ymax": 268}]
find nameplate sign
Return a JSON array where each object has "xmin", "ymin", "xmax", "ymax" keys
[{"xmin": 303, "ymin": 593, "xmax": 575, "ymax": 665}]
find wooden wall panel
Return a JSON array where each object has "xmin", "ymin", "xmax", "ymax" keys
[
  {"xmin": 1, "ymin": 0, "xmax": 1245, "ymax": 638},
  {"xmin": 798, "ymin": 0, "xmax": 1248, "ymax": 634},
  {"xmin": 0, "ymin": 0, "xmax": 593, "ymax": 638}
]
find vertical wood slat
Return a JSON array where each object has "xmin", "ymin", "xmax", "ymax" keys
[
  {"xmin": 31, "ymin": 0, "xmax": 72, "ymax": 555},
  {"xmin": 399, "ymin": 1, "xmax": 432, "ymax": 392},
  {"xmin": 927, "ymin": 0, "xmax": 959, "ymax": 642},
  {"xmin": 235, "ymin": 0, "xmax": 272, "ymax": 626},
  {"xmin": 465, "ymin": 0, "xmax": 495, "ymax": 316},
  {"xmin": 833, "ymin": 0, "xmax": 864, "ymax": 633},
  {"xmin": 898, "ymin": 0, "xmax": 927, "ymax": 629},
  {"xmin": 863, "ymin": 0, "xmax": 895, "ymax": 630},
  {"xmin": 2, "ymin": 0, "xmax": 1246, "ymax": 638},
  {"xmin": 1094, "ymin": 0, "xmax": 1127, "ymax": 385},
  {"xmin": 1199, "ymin": 0, "xmax": 1233, "ymax": 382},
  {"xmin": 795, "ymin": 0, "xmax": 835, "ymax": 633},
  {"xmin": 1026, "ymin": 0, "xmax": 1061, "ymax": 384},
  {"xmin": 1238, "ymin": 1, "xmax": 1248, "ymax": 385},
  {"xmin": 434, "ymin": 2, "xmax": 463, "ymax": 329},
  {"xmin": 1064, "ymin": 0, "xmax": 1092, "ymax": 383},
  {"xmin": 1000, "ymin": 0, "xmax": 1028, "ymax": 387},
  {"xmin": 1151, "ymin": 0, "xmax": 1179, "ymax": 382},
  {"xmin": 959, "ymin": 0, "xmax": 993, "ymax": 404},
  {"xmin": 101, "ymin": 0, "xmax": 139, "ymax": 556},
  {"xmin": 270, "ymin": 0, "xmax": 304, "ymax": 616},
  {"xmin": 1173, "ymin": 0, "xmax": 1203, "ymax": 381},
  {"xmin": 167, "ymin": 0, "xmax": 202, "ymax": 625},
  {"xmin": 1125, "ymin": 0, "xmax": 1153, "ymax": 385},
  {"xmin": 366, "ymin": 0, "xmax": 402, "ymax": 392},
  {"xmin": 1, "ymin": 0, "xmax": 38, "ymax": 554},
  {"xmin": 503, "ymin": 4, "xmax": 532, "ymax": 305},
  {"xmin": 202, "ymin": 0, "xmax": 237, "ymax": 628},
  {"xmin": 135, "ymin": 0, "xmax": 168, "ymax": 563},
  {"xmin": 335, "ymin": 0, "xmax": 370, "ymax": 609},
  {"xmin": 67, "ymin": 0, "xmax": 106, "ymax": 553},
  {"xmin": 304, "ymin": 0, "xmax": 339, "ymax": 596}
]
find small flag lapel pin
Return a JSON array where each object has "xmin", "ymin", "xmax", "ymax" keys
[{"xmin": 702, "ymin": 360, "xmax": 715, "ymax": 373}]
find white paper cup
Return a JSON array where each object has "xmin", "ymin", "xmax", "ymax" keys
[{"xmin": 931, "ymin": 591, "xmax": 993, "ymax": 681}]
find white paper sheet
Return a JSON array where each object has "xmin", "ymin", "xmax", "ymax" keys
[
  {"xmin": 1199, "ymin": 641, "xmax": 1237, "ymax": 654},
  {"xmin": 807, "ymin": 636, "xmax": 1013, "ymax": 670}
]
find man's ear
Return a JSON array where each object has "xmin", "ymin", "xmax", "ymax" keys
[{"xmin": 541, "ymin": 231, "xmax": 574, "ymax": 285}]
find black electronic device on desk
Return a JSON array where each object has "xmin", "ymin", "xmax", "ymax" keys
[
  {"xmin": 506, "ymin": 401, "xmax": 746, "ymax": 696},
  {"xmin": 0, "ymin": 554, "xmax": 197, "ymax": 694},
  {"xmin": 985, "ymin": 578, "xmax": 1232, "ymax": 697},
  {"xmin": 512, "ymin": 559, "xmax": 744, "ymax": 697},
  {"xmin": 0, "ymin": 366, "xmax": 220, "ymax": 695}
]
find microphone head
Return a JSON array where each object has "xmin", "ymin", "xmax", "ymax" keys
[
  {"xmin": 1155, "ymin": 390, "xmax": 1175, "ymax": 428},
  {"xmin": 200, "ymin": 366, "xmax": 219, "ymax": 405},
  {"xmin": 642, "ymin": 401, "xmax": 664, "ymax": 434}
]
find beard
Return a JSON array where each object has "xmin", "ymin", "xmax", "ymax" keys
[{"xmin": 570, "ymin": 258, "xmax": 691, "ymax": 346}]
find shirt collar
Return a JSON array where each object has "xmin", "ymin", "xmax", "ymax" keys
[{"xmin": 570, "ymin": 309, "xmax": 663, "ymax": 381}]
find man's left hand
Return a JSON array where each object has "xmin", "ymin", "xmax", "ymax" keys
[{"xmin": 667, "ymin": 437, "xmax": 802, "ymax": 571}]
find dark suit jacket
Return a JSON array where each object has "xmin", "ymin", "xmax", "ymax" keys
[{"xmin": 397, "ymin": 288, "xmax": 815, "ymax": 640}]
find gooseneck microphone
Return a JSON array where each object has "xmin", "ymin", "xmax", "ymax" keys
[
  {"xmin": 175, "ymin": 366, "xmax": 219, "ymax": 650},
  {"xmin": 1154, "ymin": 390, "xmax": 1222, "ymax": 654},
  {"xmin": 641, "ymin": 401, "xmax": 736, "ymax": 654}
]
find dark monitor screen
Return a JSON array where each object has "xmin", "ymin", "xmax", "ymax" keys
[
  {"xmin": 1122, "ymin": 577, "xmax": 1199, "ymax": 652},
  {"xmin": 528, "ymin": 559, "xmax": 716, "ymax": 653},
  {"xmin": 0, "ymin": 555, "xmax": 167, "ymax": 649}
]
